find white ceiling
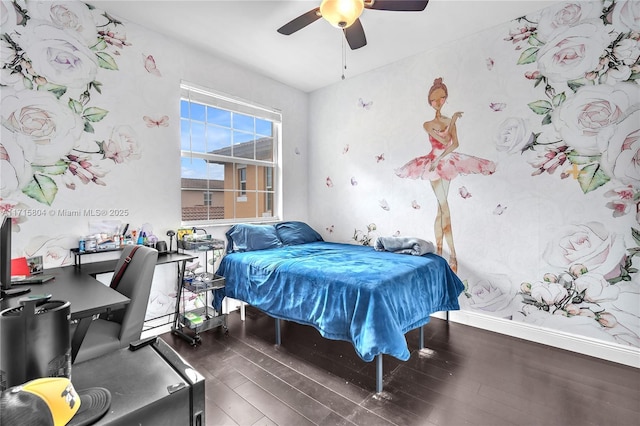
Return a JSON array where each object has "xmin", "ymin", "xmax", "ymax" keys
[{"xmin": 89, "ymin": 0, "xmax": 557, "ymax": 93}]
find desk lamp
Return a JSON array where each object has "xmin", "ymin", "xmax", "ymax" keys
[{"xmin": 166, "ymin": 230, "xmax": 175, "ymax": 253}]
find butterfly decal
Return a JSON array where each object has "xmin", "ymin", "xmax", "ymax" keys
[
  {"xmin": 411, "ymin": 200, "xmax": 421, "ymax": 209},
  {"xmin": 489, "ymin": 102, "xmax": 506, "ymax": 112},
  {"xmin": 493, "ymin": 204, "xmax": 507, "ymax": 215},
  {"xmin": 358, "ymin": 98, "xmax": 373, "ymax": 110},
  {"xmin": 326, "ymin": 225, "xmax": 334, "ymax": 234},
  {"xmin": 350, "ymin": 177, "xmax": 358, "ymax": 186},
  {"xmin": 486, "ymin": 57, "xmax": 495, "ymax": 70},
  {"xmin": 326, "ymin": 177, "xmax": 333, "ymax": 187},
  {"xmin": 379, "ymin": 199, "xmax": 390, "ymax": 211},
  {"xmin": 458, "ymin": 186, "xmax": 472, "ymax": 199},
  {"xmin": 143, "ymin": 115, "xmax": 169, "ymax": 128},
  {"xmin": 343, "ymin": 144, "xmax": 350, "ymax": 154},
  {"xmin": 143, "ymin": 54, "xmax": 161, "ymax": 77},
  {"xmin": 375, "ymin": 153, "xmax": 385, "ymax": 163}
]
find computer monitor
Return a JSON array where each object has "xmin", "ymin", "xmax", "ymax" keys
[{"xmin": 1, "ymin": 215, "xmax": 12, "ymax": 293}]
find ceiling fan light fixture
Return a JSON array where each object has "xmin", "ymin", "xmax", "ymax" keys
[{"xmin": 320, "ymin": 0, "xmax": 364, "ymax": 29}]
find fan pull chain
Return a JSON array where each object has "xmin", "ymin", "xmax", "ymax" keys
[{"xmin": 341, "ymin": 33, "xmax": 347, "ymax": 80}]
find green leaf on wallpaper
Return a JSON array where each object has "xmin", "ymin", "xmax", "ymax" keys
[
  {"xmin": 578, "ymin": 163, "xmax": 610, "ymax": 194},
  {"xmin": 552, "ymin": 92, "xmax": 566, "ymax": 107},
  {"xmin": 84, "ymin": 121, "xmax": 95, "ymax": 133},
  {"xmin": 32, "ymin": 161, "xmax": 69, "ymax": 176},
  {"xmin": 90, "ymin": 80, "xmax": 103, "ymax": 94},
  {"xmin": 566, "ymin": 152, "xmax": 601, "ymax": 165},
  {"xmin": 517, "ymin": 47, "xmax": 538, "ymax": 65},
  {"xmin": 91, "ymin": 39, "xmax": 108, "ymax": 51},
  {"xmin": 528, "ymin": 34, "xmax": 544, "ymax": 47},
  {"xmin": 38, "ymin": 83, "xmax": 67, "ymax": 99},
  {"xmin": 22, "ymin": 174, "xmax": 58, "ymax": 206},
  {"xmin": 631, "ymin": 228, "xmax": 640, "ymax": 246},
  {"xmin": 528, "ymin": 100, "xmax": 552, "ymax": 115},
  {"xmin": 68, "ymin": 99, "xmax": 83, "ymax": 114},
  {"xmin": 567, "ymin": 79, "xmax": 585, "ymax": 92},
  {"xmin": 541, "ymin": 114, "xmax": 552, "ymax": 125},
  {"xmin": 23, "ymin": 77, "xmax": 33, "ymax": 90},
  {"xmin": 96, "ymin": 52, "xmax": 118, "ymax": 70},
  {"xmin": 83, "ymin": 107, "xmax": 109, "ymax": 122}
]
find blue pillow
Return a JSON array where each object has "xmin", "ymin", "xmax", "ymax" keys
[
  {"xmin": 275, "ymin": 221, "xmax": 323, "ymax": 245},
  {"xmin": 225, "ymin": 224, "xmax": 283, "ymax": 253}
]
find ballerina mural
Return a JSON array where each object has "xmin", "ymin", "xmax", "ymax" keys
[{"xmin": 395, "ymin": 78, "xmax": 496, "ymax": 272}]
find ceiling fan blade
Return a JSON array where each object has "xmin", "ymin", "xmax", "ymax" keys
[
  {"xmin": 277, "ymin": 7, "xmax": 321, "ymax": 35},
  {"xmin": 344, "ymin": 18, "xmax": 367, "ymax": 50},
  {"xmin": 366, "ymin": 1, "xmax": 429, "ymax": 11}
]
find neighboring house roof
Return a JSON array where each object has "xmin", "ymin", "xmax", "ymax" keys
[
  {"xmin": 181, "ymin": 178, "xmax": 224, "ymax": 190},
  {"xmin": 207, "ymin": 137, "xmax": 273, "ymax": 162}
]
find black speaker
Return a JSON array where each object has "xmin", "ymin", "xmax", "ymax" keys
[{"xmin": 0, "ymin": 296, "xmax": 71, "ymax": 390}]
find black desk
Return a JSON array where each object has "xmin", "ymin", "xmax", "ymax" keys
[
  {"xmin": 72, "ymin": 338, "xmax": 205, "ymax": 425},
  {"xmin": 78, "ymin": 252, "xmax": 197, "ymax": 276},
  {"xmin": 1, "ymin": 266, "xmax": 130, "ymax": 364},
  {"xmin": 1, "ymin": 252, "xmax": 197, "ymax": 363}
]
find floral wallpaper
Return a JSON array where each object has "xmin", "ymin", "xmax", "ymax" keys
[
  {"xmin": 308, "ymin": 0, "xmax": 639, "ymax": 356},
  {"xmin": 0, "ymin": 0, "xmax": 310, "ymax": 322},
  {"xmin": 484, "ymin": 0, "xmax": 639, "ymax": 347},
  {"xmin": 0, "ymin": 0, "xmax": 172, "ymax": 266},
  {"xmin": 2, "ymin": 2, "xmax": 135, "ymax": 208}
]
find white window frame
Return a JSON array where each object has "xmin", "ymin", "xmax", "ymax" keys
[{"xmin": 180, "ymin": 81, "xmax": 282, "ymax": 225}]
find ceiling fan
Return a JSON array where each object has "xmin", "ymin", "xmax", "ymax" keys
[{"xmin": 277, "ymin": 0, "xmax": 429, "ymax": 50}]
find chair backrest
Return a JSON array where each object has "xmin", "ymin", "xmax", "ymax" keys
[{"xmin": 108, "ymin": 245, "xmax": 158, "ymax": 344}]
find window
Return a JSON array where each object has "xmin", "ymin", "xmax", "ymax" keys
[
  {"xmin": 203, "ymin": 192, "xmax": 212, "ymax": 206},
  {"xmin": 180, "ymin": 82, "xmax": 281, "ymax": 223},
  {"xmin": 237, "ymin": 166, "xmax": 247, "ymax": 197}
]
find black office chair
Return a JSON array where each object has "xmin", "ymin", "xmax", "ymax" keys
[{"xmin": 73, "ymin": 245, "xmax": 158, "ymax": 363}]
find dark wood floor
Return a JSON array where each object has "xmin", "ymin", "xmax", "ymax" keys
[{"xmin": 161, "ymin": 306, "xmax": 640, "ymax": 426}]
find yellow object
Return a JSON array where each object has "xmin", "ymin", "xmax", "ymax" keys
[{"xmin": 20, "ymin": 377, "xmax": 81, "ymax": 426}]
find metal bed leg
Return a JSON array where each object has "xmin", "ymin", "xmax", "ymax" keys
[
  {"xmin": 446, "ymin": 310, "xmax": 449, "ymax": 321},
  {"xmin": 275, "ymin": 318, "xmax": 281, "ymax": 345},
  {"xmin": 376, "ymin": 354, "xmax": 383, "ymax": 393},
  {"xmin": 419, "ymin": 325, "xmax": 424, "ymax": 350}
]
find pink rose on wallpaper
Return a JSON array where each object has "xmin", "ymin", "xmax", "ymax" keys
[
  {"xmin": 529, "ymin": 281, "xmax": 568, "ymax": 305},
  {"xmin": 552, "ymin": 83, "xmax": 640, "ymax": 156},
  {"xmin": 599, "ymin": 110, "xmax": 640, "ymax": 186},
  {"xmin": 0, "ymin": 131, "xmax": 34, "ymax": 198},
  {"xmin": 18, "ymin": 21, "xmax": 99, "ymax": 88},
  {"xmin": 103, "ymin": 125, "xmax": 141, "ymax": 164},
  {"xmin": 536, "ymin": 21, "xmax": 611, "ymax": 84},
  {"xmin": 611, "ymin": 0, "xmax": 640, "ymax": 32},
  {"xmin": 28, "ymin": 0, "xmax": 98, "ymax": 45},
  {"xmin": 494, "ymin": 117, "xmax": 533, "ymax": 154},
  {"xmin": 613, "ymin": 38, "xmax": 640, "ymax": 67},
  {"xmin": 543, "ymin": 222, "xmax": 627, "ymax": 280},
  {"xmin": 459, "ymin": 273, "xmax": 519, "ymax": 318},
  {"xmin": 573, "ymin": 273, "xmax": 621, "ymax": 303},
  {"xmin": 1, "ymin": 89, "xmax": 84, "ymax": 166},
  {"xmin": 535, "ymin": 2, "xmax": 601, "ymax": 42}
]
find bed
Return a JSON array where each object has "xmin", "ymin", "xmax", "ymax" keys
[{"xmin": 215, "ymin": 222, "xmax": 464, "ymax": 392}]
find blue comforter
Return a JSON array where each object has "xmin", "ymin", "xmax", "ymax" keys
[{"xmin": 216, "ymin": 242, "xmax": 464, "ymax": 362}]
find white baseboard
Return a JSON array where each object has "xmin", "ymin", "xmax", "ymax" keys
[{"xmin": 446, "ymin": 310, "xmax": 640, "ymax": 368}]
